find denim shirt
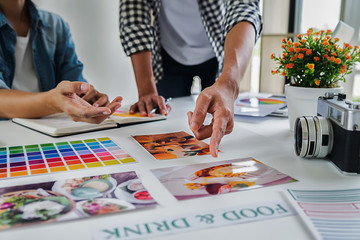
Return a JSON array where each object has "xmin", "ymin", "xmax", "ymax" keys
[{"xmin": 0, "ymin": 0, "xmax": 86, "ymax": 92}]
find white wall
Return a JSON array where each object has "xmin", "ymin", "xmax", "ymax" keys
[{"xmin": 33, "ymin": 0, "xmax": 138, "ymax": 105}]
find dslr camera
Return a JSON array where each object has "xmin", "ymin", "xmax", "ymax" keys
[{"xmin": 294, "ymin": 93, "xmax": 360, "ymax": 174}]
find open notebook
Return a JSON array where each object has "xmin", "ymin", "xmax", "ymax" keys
[{"xmin": 12, "ymin": 106, "xmax": 166, "ymax": 137}]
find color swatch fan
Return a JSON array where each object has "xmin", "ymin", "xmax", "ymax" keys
[
  {"xmin": 0, "ymin": 137, "xmax": 136, "ymax": 179},
  {"xmin": 234, "ymin": 93, "xmax": 287, "ymax": 117}
]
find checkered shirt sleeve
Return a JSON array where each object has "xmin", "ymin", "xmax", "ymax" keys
[
  {"xmin": 119, "ymin": 0, "xmax": 154, "ymax": 56},
  {"xmin": 224, "ymin": 0, "xmax": 262, "ymax": 41}
]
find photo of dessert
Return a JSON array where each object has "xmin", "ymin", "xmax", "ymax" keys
[{"xmin": 151, "ymin": 157, "xmax": 297, "ymax": 200}]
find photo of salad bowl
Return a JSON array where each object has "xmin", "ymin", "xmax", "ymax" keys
[{"xmin": 0, "ymin": 189, "xmax": 75, "ymax": 229}]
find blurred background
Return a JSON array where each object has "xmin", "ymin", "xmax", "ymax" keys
[{"xmin": 33, "ymin": 0, "xmax": 360, "ymax": 103}]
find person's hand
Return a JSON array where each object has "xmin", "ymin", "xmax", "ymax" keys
[
  {"xmin": 79, "ymin": 83, "xmax": 109, "ymax": 107},
  {"xmin": 129, "ymin": 94, "xmax": 169, "ymax": 116},
  {"xmin": 187, "ymin": 78, "xmax": 238, "ymax": 157},
  {"xmin": 50, "ymin": 81, "xmax": 122, "ymax": 124}
]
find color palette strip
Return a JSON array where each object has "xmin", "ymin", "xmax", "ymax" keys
[{"xmin": 0, "ymin": 137, "xmax": 136, "ymax": 179}]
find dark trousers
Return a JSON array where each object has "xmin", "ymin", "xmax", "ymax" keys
[{"xmin": 156, "ymin": 48, "xmax": 218, "ymax": 98}]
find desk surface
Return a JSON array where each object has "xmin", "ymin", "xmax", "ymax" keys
[{"xmin": 0, "ymin": 96, "xmax": 359, "ymax": 240}]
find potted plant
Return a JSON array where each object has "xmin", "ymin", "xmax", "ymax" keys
[{"xmin": 270, "ymin": 28, "xmax": 360, "ymax": 130}]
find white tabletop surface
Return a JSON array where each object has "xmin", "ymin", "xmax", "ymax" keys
[{"xmin": 0, "ymin": 96, "xmax": 359, "ymax": 240}]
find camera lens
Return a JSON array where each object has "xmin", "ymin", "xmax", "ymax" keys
[{"xmin": 294, "ymin": 116, "xmax": 333, "ymax": 158}]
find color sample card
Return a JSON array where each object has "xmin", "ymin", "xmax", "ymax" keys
[
  {"xmin": 286, "ymin": 188, "xmax": 360, "ymax": 240},
  {"xmin": 234, "ymin": 92, "xmax": 287, "ymax": 117},
  {"xmin": 132, "ymin": 131, "xmax": 210, "ymax": 160},
  {"xmin": 0, "ymin": 137, "xmax": 136, "ymax": 179},
  {"xmin": 0, "ymin": 172, "xmax": 158, "ymax": 231},
  {"xmin": 152, "ymin": 157, "xmax": 296, "ymax": 200}
]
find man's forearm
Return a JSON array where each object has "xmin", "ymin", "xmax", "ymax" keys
[
  {"xmin": 221, "ymin": 21, "xmax": 256, "ymax": 96},
  {"xmin": 130, "ymin": 51, "xmax": 158, "ymax": 97}
]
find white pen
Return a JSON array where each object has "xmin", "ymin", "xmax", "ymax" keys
[{"xmin": 149, "ymin": 97, "xmax": 172, "ymax": 114}]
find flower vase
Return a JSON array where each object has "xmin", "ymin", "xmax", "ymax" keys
[{"xmin": 285, "ymin": 84, "xmax": 342, "ymax": 131}]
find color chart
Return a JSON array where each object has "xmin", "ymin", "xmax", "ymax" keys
[{"xmin": 0, "ymin": 137, "xmax": 136, "ymax": 179}]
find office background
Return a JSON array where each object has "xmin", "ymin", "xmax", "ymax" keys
[{"xmin": 33, "ymin": 0, "xmax": 360, "ymax": 104}]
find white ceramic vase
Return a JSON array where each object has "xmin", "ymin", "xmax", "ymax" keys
[{"xmin": 284, "ymin": 84, "xmax": 343, "ymax": 131}]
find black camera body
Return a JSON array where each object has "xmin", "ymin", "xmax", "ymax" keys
[{"xmin": 295, "ymin": 93, "xmax": 360, "ymax": 174}]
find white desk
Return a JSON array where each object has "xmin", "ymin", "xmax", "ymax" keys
[{"xmin": 0, "ymin": 96, "xmax": 359, "ymax": 240}]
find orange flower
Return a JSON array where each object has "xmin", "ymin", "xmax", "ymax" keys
[
  {"xmin": 297, "ymin": 34, "xmax": 302, "ymax": 38},
  {"xmin": 282, "ymin": 38, "xmax": 286, "ymax": 43},
  {"xmin": 306, "ymin": 49, "xmax": 312, "ymax": 55},
  {"xmin": 331, "ymin": 52, "xmax": 337, "ymax": 56},
  {"xmin": 295, "ymin": 48, "xmax": 301, "ymax": 53},
  {"xmin": 287, "ymin": 40, "xmax": 292, "ymax": 45},
  {"xmin": 314, "ymin": 79, "xmax": 320, "ymax": 86},
  {"xmin": 270, "ymin": 53, "xmax": 275, "ymax": 59},
  {"xmin": 300, "ymin": 39, "xmax": 306, "ymax": 44},
  {"xmin": 330, "ymin": 56, "xmax": 335, "ymax": 62},
  {"xmin": 344, "ymin": 43, "xmax": 350, "ymax": 49},
  {"xmin": 334, "ymin": 37, "xmax": 339, "ymax": 42},
  {"xmin": 323, "ymin": 41, "xmax": 329, "ymax": 47},
  {"xmin": 326, "ymin": 29, "xmax": 332, "ymax": 34},
  {"xmin": 281, "ymin": 44, "xmax": 285, "ymax": 49},
  {"xmin": 290, "ymin": 57, "xmax": 296, "ymax": 61},
  {"xmin": 335, "ymin": 58, "xmax": 341, "ymax": 64},
  {"xmin": 315, "ymin": 37, "xmax": 319, "ymax": 42},
  {"xmin": 325, "ymin": 48, "xmax": 329, "ymax": 52},
  {"xmin": 286, "ymin": 63, "xmax": 294, "ymax": 69},
  {"xmin": 346, "ymin": 55, "xmax": 351, "ymax": 60},
  {"xmin": 288, "ymin": 47, "xmax": 294, "ymax": 52},
  {"xmin": 294, "ymin": 42, "xmax": 300, "ymax": 47},
  {"xmin": 355, "ymin": 45, "xmax": 359, "ymax": 49},
  {"xmin": 340, "ymin": 69, "xmax": 346, "ymax": 74},
  {"xmin": 298, "ymin": 53, "xmax": 304, "ymax": 59},
  {"xmin": 323, "ymin": 54, "xmax": 328, "ymax": 58},
  {"xmin": 314, "ymin": 57, "xmax": 320, "ymax": 61},
  {"xmin": 308, "ymin": 64, "xmax": 314, "ymax": 70},
  {"xmin": 320, "ymin": 30, "xmax": 325, "ymax": 34},
  {"xmin": 302, "ymin": 48, "xmax": 307, "ymax": 52},
  {"xmin": 306, "ymin": 28, "xmax": 313, "ymax": 36},
  {"xmin": 281, "ymin": 71, "xmax": 286, "ymax": 76}
]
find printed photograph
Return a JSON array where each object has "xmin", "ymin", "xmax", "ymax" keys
[
  {"xmin": 132, "ymin": 131, "xmax": 211, "ymax": 160},
  {"xmin": 0, "ymin": 172, "xmax": 157, "ymax": 230},
  {"xmin": 151, "ymin": 157, "xmax": 297, "ymax": 200}
]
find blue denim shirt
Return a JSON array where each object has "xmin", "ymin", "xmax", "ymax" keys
[{"xmin": 0, "ymin": 0, "xmax": 86, "ymax": 91}]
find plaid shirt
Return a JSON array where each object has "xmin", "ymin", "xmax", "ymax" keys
[{"xmin": 119, "ymin": 0, "xmax": 262, "ymax": 82}]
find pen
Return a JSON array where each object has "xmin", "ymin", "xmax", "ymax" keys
[{"xmin": 149, "ymin": 97, "xmax": 172, "ymax": 114}]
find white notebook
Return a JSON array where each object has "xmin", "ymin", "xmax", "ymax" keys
[{"xmin": 12, "ymin": 107, "xmax": 166, "ymax": 137}]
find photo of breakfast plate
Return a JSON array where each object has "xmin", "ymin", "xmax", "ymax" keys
[
  {"xmin": 0, "ymin": 189, "xmax": 75, "ymax": 230},
  {"xmin": 0, "ymin": 171, "xmax": 159, "ymax": 232},
  {"xmin": 52, "ymin": 175, "xmax": 117, "ymax": 200},
  {"xmin": 114, "ymin": 179, "xmax": 156, "ymax": 204}
]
